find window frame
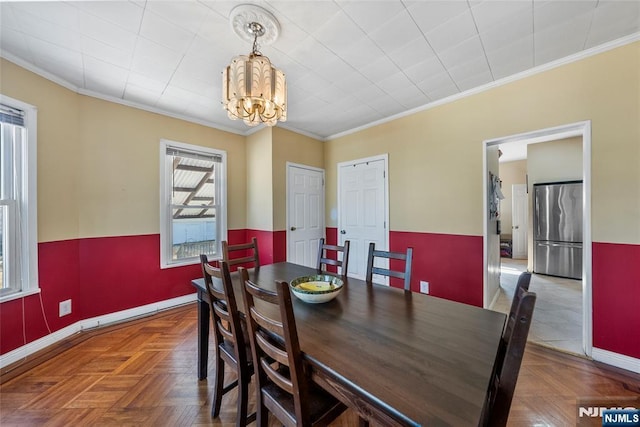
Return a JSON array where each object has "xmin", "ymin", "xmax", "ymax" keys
[
  {"xmin": 0, "ymin": 94, "xmax": 39, "ymax": 303},
  {"xmin": 159, "ymin": 139, "xmax": 227, "ymax": 269}
]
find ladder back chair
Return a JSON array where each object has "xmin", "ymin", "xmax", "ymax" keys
[
  {"xmin": 222, "ymin": 237, "xmax": 260, "ymax": 268},
  {"xmin": 200, "ymin": 255, "xmax": 255, "ymax": 426},
  {"xmin": 316, "ymin": 238, "xmax": 350, "ymax": 276},
  {"xmin": 482, "ymin": 291, "xmax": 537, "ymax": 427},
  {"xmin": 239, "ymin": 267, "xmax": 347, "ymax": 427},
  {"xmin": 365, "ymin": 242, "xmax": 414, "ymax": 290}
]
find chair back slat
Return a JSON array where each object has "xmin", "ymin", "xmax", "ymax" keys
[
  {"xmin": 223, "ymin": 237, "xmax": 260, "ymax": 268},
  {"xmin": 484, "ymin": 291, "xmax": 537, "ymax": 427},
  {"xmin": 366, "ymin": 243, "xmax": 413, "ymax": 290},
  {"xmin": 261, "ymin": 357, "xmax": 294, "ymax": 394},
  {"xmin": 255, "ymin": 329, "xmax": 290, "ymax": 366},
  {"xmin": 317, "ymin": 238, "xmax": 350, "ymax": 276}
]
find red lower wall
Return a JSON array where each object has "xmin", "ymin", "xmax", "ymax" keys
[
  {"xmin": 328, "ymin": 228, "xmax": 483, "ymax": 306},
  {"xmin": 2, "ymin": 230, "xmax": 639, "ymax": 362},
  {"xmin": 0, "ymin": 229, "xmax": 283, "ymax": 355},
  {"xmin": 592, "ymin": 242, "xmax": 640, "ymax": 359}
]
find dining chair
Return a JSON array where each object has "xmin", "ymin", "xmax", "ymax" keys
[
  {"xmin": 365, "ymin": 242, "xmax": 413, "ymax": 290},
  {"xmin": 316, "ymin": 238, "xmax": 350, "ymax": 276},
  {"xmin": 482, "ymin": 291, "xmax": 537, "ymax": 427},
  {"xmin": 200, "ymin": 255, "xmax": 255, "ymax": 426},
  {"xmin": 239, "ymin": 267, "xmax": 347, "ymax": 427},
  {"xmin": 222, "ymin": 237, "xmax": 260, "ymax": 269},
  {"xmin": 506, "ymin": 272, "xmax": 532, "ymax": 336}
]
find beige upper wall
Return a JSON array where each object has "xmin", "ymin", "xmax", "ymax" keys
[
  {"xmin": 272, "ymin": 127, "xmax": 324, "ymax": 231},
  {"xmin": 528, "ymin": 137, "xmax": 583, "ymax": 186},
  {"xmin": 1, "ymin": 58, "xmax": 247, "ymax": 241},
  {"xmin": 77, "ymin": 96, "xmax": 246, "ymax": 238},
  {"xmin": 246, "ymin": 128, "xmax": 273, "ymax": 231},
  {"xmin": 1, "ymin": 59, "xmax": 80, "ymax": 242},
  {"xmin": 325, "ymin": 42, "xmax": 640, "ymax": 244}
]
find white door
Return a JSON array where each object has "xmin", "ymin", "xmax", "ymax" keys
[
  {"xmin": 338, "ymin": 156, "xmax": 388, "ymax": 279},
  {"xmin": 287, "ymin": 164, "xmax": 324, "ymax": 268},
  {"xmin": 512, "ymin": 184, "xmax": 528, "ymax": 259}
]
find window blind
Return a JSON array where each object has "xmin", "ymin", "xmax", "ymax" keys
[
  {"xmin": 166, "ymin": 146, "xmax": 221, "ymax": 162},
  {"xmin": 0, "ymin": 104, "xmax": 25, "ymax": 127}
]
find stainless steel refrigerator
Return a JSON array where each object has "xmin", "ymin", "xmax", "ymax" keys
[{"xmin": 533, "ymin": 181, "xmax": 583, "ymax": 280}]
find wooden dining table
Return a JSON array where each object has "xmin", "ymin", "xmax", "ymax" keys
[{"xmin": 191, "ymin": 262, "xmax": 506, "ymax": 426}]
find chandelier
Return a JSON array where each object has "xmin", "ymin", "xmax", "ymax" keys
[{"xmin": 222, "ymin": 5, "xmax": 287, "ymax": 127}]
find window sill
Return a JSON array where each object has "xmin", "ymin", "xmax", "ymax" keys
[
  {"xmin": 0, "ymin": 287, "xmax": 41, "ymax": 303},
  {"xmin": 161, "ymin": 256, "xmax": 222, "ymax": 270}
]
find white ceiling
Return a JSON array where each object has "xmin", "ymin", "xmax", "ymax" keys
[{"xmin": 1, "ymin": 1, "xmax": 639, "ymax": 140}]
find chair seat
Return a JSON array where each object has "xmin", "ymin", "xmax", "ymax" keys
[{"xmin": 262, "ymin": 381, "xmax": 345, "ymax": 427}]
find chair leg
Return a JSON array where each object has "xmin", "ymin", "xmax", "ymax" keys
[
  {"xmin": 211, "ymin": 352, "xmax": 225, "ymax": 418},
  {"xmin": 236, "ymin": 371, "xmax": 249, "ymax": 427},
  {"xmin": 256, "ymin": 401, "xmax": 268, "ymax": 427}
]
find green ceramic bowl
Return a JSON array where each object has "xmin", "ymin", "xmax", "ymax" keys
[{"xmin": 289, "ymin": 274, "xmax": 344, "ymax": 303}]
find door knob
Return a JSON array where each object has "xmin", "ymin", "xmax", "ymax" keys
[
  {"xmin": 340, "ymin": 229, "xmax": 346, "ymax": 234},
  {"xmin": 514, "ymin": 225, "xmax": 519, "ymax": 229},
  {"xmin": 290, "ymin": 226, "xmax": 297, "ymax": 231}
]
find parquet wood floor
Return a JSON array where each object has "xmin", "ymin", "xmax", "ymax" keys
[{"xmin": 1, "ymin": 304, "xmax": 638, "ymax": 426}]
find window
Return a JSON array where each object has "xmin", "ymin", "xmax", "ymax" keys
[
  {"xmin": 0, "ymin": 95, "xmax": 38, "ymax": 302},
  {"xmin": 160, "ymin": 139, "xmax": 226, "ymax": 268}
]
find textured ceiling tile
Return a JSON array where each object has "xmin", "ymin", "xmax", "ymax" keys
[
  {"xmin": 426, "ymin": 10, "xmax": 478, "ymax": 53},
  {"xmin": 438, "ymin": 35, "xmax": 485, "ymax": 69},
  {"xmin": 11, "ymin": 8, "xmax": 81, "ymax": 52},
  {"xmin": 72, "ymin": 1, "xmax": 143, "ymax": 33},
  {"xmin": 26, "ymin": 36, "xmax": 82, "ymax": 70},
  {"xmin": 0, "ymin": 28, "xmax": 31, "ymax": 62},
  {"xmin": 368, "ymin": 10, "xmax": 423, "ymax": 53},
  {"xmin": 313, "ymin": 10, "xmax": 367, "ymax": 53},
  {"xmin": 269, "ymin": 0, "xmax": 342, "ymax": 34},
  {"xmin": 387, "ymin": 37, "xmax": 436, "ymax": 70},
  {"xmin": 145, "ymin": 1, "xmax": 211, "ymax": 33},
  {"xmin": 407, "ymin": 0, "xmax": 470, "ymax": 34},
  {"xmin": 448, "ymin": 55, "xmax": 490, "ymax": 83},
  {"xmin": 338, "ymin": 0, "xmax": 406, "ymax": 30},
  {"xmin": 81, "ymin": 36, "xmax": 132, "ymax": 68},
  {"xmin": 404, "ymin": 56, "xmax": 447, "ymax": 84},
  {"xmin": 471, "ymin": 0, "xmax": 531, "ymax": 34},
  {"xmin": 358, "ymin": 55, "xmax": 399, "ymax": 83},
  {"xmin": 534, "ymin": 0, "xmax": 598, "ymax": 32},
  {"xmin": 9, "ymin": 1, "xmax": 79, "ymax": 30},
  {"xmin": 123, "ymin": 83, "xmax": 162, "ymax": 105},
  {"xmin": 479, "ymin": 10, "xmax": 533, "ymax": 53},
  {"xmin": 139, "ymin": 10, "xmax": 196, "ymax": 53},
  {"xmin": 78, "ymin": 10, "xmax": 138, "ymax": 53}
]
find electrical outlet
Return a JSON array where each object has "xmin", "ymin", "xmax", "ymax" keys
[
  {"xmin": 419, "ymin": 281, "xmax": 429, "ymax": 294},
  {"xmin": 59, "ymin": 299, "xmax": 72, "ymax": 317}
]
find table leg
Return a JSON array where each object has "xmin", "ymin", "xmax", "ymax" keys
[{"xmin": 197, "ymin": 292, "xmax": 210, "ymax": 380}]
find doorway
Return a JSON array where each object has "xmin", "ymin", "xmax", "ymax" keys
[
  {"xmin": 286, "ymin": 163, "xmax": 325, "ymax": 268},
  {"xmin": 482, "ymin": 121, "xmax": 592, "ymax": 357}
]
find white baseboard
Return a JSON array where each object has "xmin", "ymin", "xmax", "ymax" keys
[
  {"xmin": 0, "ymin": 293, "xmax": 197, "ymax": 369},
  {"xmin": 487, "ymin": 287, "xmax": 501, "ymax": 310},
  {"xmin": 592, "ymin": 347, "xmax": 640, "ymax": 374}
]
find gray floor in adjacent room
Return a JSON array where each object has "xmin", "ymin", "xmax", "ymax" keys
[{"xmin": 492, "ymin": 258, "xmax": 584, "ymax": 356}]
